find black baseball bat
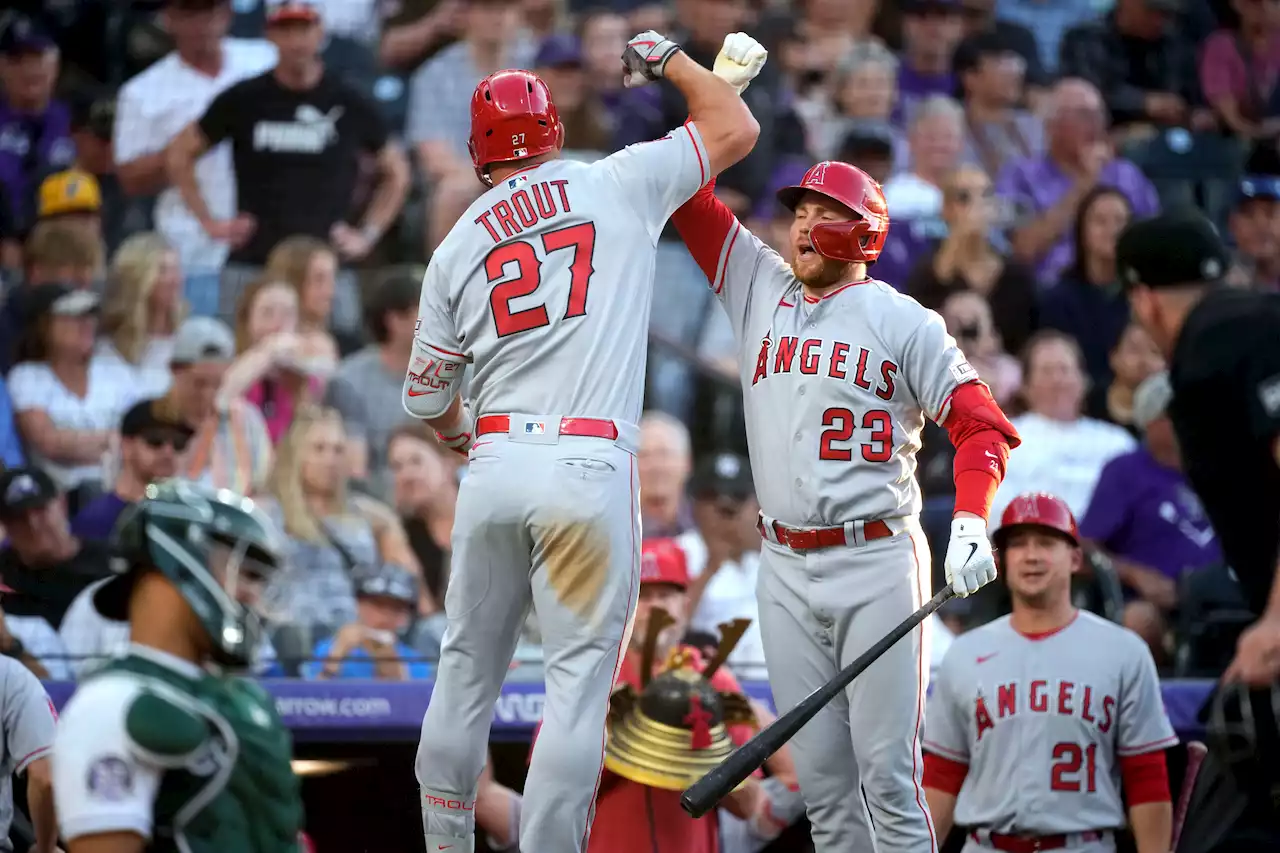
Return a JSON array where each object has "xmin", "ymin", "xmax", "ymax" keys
[{"xmin": 680, "ymin": 584, "xmax": 958, "ymax": 818}]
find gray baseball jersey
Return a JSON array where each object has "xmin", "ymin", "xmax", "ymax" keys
[
  {"xmin": 923, "ymin": 611, "xmax": 1177, "ymax": 834},
  {"xmin": 702, "ymin": 225, "xmax": 977, "ymax": 524},
  {"xmin": 413, "ymin": 122, "xmax": 710, "ymax": 425},
  {"xmin": 0, "ymin": 657, "xmax": 56, "ymax": 851}
]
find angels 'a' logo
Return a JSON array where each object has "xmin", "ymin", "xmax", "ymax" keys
[{"xmin": 806, "ymin": 162, "xmax": 830, "ymax": 186}]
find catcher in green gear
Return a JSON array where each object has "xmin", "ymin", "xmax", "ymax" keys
[{"xmin": 50, "ymin": 480, "xmax": 307, "ymax": 853}]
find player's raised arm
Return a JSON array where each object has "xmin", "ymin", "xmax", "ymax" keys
[{"xmin": 621, "ymin": 31, "xmax": 760, "ymax": 178}]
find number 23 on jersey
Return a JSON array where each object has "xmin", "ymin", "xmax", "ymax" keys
[{"xmin": 484, "ymin": 222, "xmax": 598, "ymax": 338}]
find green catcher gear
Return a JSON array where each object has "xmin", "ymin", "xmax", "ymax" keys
[{"xmin": 96, "ymin": 479, "xmax": 285, "ymax": 666}]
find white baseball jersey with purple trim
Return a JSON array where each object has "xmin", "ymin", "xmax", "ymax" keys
[{"xmin": 924, "ymin": 611, "xmax": 1177, "ymax": 835}]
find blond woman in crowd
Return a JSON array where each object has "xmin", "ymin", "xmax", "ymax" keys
[
  {"xmin": 96, "ymin": 233, "xmax": 187, "ymax": 397},
  {"xmin": 260, "ymin": 406, "xmax": 438, "ymax": 634},
  {"xmin": 264, "ymin": 235, "xmax": 343, "ymax": 363},
  {"xmin": 221, "ymin": 276, "xmax": 332, "ymax": 443}
]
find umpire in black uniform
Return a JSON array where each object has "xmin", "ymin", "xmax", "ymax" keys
[{"xmin": 1117, "ymin": 211, "xmax": 1280, "ymax": 852}]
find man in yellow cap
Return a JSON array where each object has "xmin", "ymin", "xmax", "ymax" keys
[{"xmin": 35, "ymin": 169, "xmax": 103, "ymax": 242}]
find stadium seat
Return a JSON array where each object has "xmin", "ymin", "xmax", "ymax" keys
[
  {"xmin": 1173, "ymin": 562, "xmax": 1256, "ymax": 678},
  {"xmin": 270, "ymin": 622, "xmax": 318, "ymax": 677}
]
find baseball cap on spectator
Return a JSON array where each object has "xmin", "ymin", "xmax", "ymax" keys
[
  {"xmin": 354, "ymin": 564, "xmax": 418, "ymax": 606},
  {"xmin": 902, "ymin": 0, "xmax": 962, "ymax": 15},
  {"xmin": 1117, "ymin": 213, "xmax": 1230, "ymax": 290},
  {"xmin": 120, "ymin": 398, "xmax": 196, "ymax": 441},
  {"xmin": 1236, "ymin": 174, "xmax": 1280, "ymax": 207},
  {"xmin": 689, "ymin": 452, "xmax": 754, "ymax": 501},
  {"xmin": 22, "ymin": 284, "xmax": 99, "ymax": 324},
  {"xmin": 70, "ymin": 91, "xmax": 117, "ymax": 141},
  {"xmin": 0, "ymin": 467, "xmax": 58, "ymax": 523},
  {"xmin": 170, "ymin": 317, "xmax": 237, "ymax": 366},
  {"xmin": 1132, "ymin": 371, "xmax": 1172, "ymax": 432},
  {"xmin": 38, "ymin": 170, "xmax": 103, "ymax": 219},
  {"xmin": 535, "ymin": 34, "xmax": 583, "ymax": 69},
  {"xmin": 640, "ymin": 539, "xmax": 690, "ymax": 588},
  {"xmin": 0, "ymin": 14, "xmax": 55, "ymax": 56},
  {"xmin": 266, "ymin": 0, "xmax": 321, "ymax": 24}
]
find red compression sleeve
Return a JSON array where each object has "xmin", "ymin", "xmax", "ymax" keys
[
  {"xmin": 922, "ymin": 752, "xmax": 968, "ymax": 795},
  {"xmin": 1120, "ymin": 751, "xmax": 1171, "ymax": 805},
  {"xmin": 670, "ymin": 176, "xmax": 740, "ymax": 286},
  {"xmin": 942, "ymin": 382, "xmax": 1021, "ymax": 520}
]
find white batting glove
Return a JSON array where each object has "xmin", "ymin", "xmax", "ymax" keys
[
  {"xmin": 944, "ymin": 517, "xmax": 997, "ymax": 597},
  {"xmin": 713, "ymin": 32, "xmax": 768, "ymax": 95},
  {"xmin": 621, "ymin": 30, "xmax": 682, "ymax": 88},
  {"xmin": 433, "ymin": 402, "xmax": 475, "ymax": 459}
]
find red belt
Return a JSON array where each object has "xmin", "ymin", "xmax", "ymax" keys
[
  {"xmin": 971, "ymin": 830, "xmax": 1105, "ymax": 853},
  {"xmin": 475, "ymin": 414, "xmax": 619, "ymax": 440},
  {"xmin": 759, "ymin": 518, "xmax": 892, "ymax": 551}
]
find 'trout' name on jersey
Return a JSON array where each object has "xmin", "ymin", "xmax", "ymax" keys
[
  {"xmin": 474, "ymin": 179, "xmax": 573, "ymax": 244},
  {"xmin": 974, "ymin": 679, "xmax": 1117, "ymax": 740},
  {"xmin": 253, "ymin": 105, "xmax": 344, "ymax": 154}
]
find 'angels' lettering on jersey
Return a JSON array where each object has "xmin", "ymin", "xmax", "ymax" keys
[
  {"xmin": 973, "ymin": 679, "xmax": 1116, "ymax": 741},
  {"xmin": 751, "ymin": 335, "xmax": 899, "ymax": 401},
  {"xmin": 924, "ymin": 612, "xmax": 1177, "ymax": 836}
]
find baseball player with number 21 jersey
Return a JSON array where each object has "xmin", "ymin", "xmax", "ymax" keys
[
  {"xmin": 671, "ymin": 36, "xmax": 1022, "ymax": 853},
  {"xmin": 402, "ymin": 30, "xmax": 762, "ymax": 853},
  {"xmin": 924, "ymin": 493, "xmax": 1176, "ymax": 853}
]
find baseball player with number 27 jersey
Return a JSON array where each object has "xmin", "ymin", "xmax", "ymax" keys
[
  {"xmin": 924, "ymin": 493, "xmax": 1176, "ymax": 853},
  {"xmin": 403, "ymin": 32, "xmax": 761, "ymax": 853},
  {"xmin": 671, "ymin": 36, "xmax": 1022, "ymax": 853}
]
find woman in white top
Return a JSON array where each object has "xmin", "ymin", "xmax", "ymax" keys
[
  {"xmin": 6, "ymin": 286, "xmax": 139, "ymax": 498},
  {"xmin": 95, "ymin": 232, "xmax": 187, "ymax": 397}
]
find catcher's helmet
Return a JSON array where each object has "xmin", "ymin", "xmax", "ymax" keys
[
  {"xmin": 98, "ymin": 479, "xmax": 285, "ymax": 667},
  {"xmin": 468, "ymin": 69, "xmax": 564, "ymax": 186},
  {"xmin": 776, "ymin": 161, "xmax": 890, "ymax": 263},
  {"xmin": 992, "ymin": 492, "xmax": 1080, "ymax": 551}
]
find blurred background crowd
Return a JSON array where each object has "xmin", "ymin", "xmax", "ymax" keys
[{"xmin": 0, "ymin": 0, "xmax": 1267, "ymax": 845}]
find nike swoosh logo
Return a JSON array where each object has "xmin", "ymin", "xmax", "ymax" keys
[
  {"xmin": 962, "ymin": 542, "xmax": 978, "ymax": 566},
  {"xmin": 976, "ymin": 653, "xmax": 998, "ymax": 664},
  {"xmin": 407, "ymin": 388, "xmax": 431, "ymax": 397}
]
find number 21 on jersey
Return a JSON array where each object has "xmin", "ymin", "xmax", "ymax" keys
[
  {"xmin": 819, "ymin": 406, "xmax": 892, "ymax": 462},
  {"xmin": 484, "ymin": 222, "xmax": 598, "ymax": 338}
]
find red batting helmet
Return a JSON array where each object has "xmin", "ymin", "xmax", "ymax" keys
[
  {"xmin": 468, "ymin": 69, "xmax": 565, "ymax": 186},
  {"xmin": 776, "ymin": 161, "xmax": 890, "ymax": 264},
  {"xmin": 991, "ymin": 492, "xmax": 1080, "ymax": 551}
]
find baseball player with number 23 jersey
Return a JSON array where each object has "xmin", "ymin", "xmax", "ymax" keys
[
  {"xmin": 670, "ymin": 36, "xmax": 1022, "ymax": 853},
  {"xmin": 403, "ymin": 31, "xmax": 761, "ymax": 853},
  {"xmin": 924, "ymin": 493, "xmax": 1176, "ymax": 853}
]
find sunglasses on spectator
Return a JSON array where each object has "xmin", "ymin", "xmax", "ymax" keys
[
  {"xmin": 141, "ymin": 432, "xmax": 191, "ymax": 453},
  {"xmin": 951, "ymin": 186, "xmax": 995, "ymax": 203}
]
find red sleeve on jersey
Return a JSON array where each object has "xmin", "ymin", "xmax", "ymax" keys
[
  {"xmin": 942, "ymin": 382, "xmax": 1021, "ymax": 520},
  {"xmin": 670, "ymin": 177, "xmax": 739, "ymax": 285},
  {"xmin": 922, "ymin": 751, "xmax": 968, "ymax": 795},
  {"xmin": 1119, "ymin": 750, "xmax": 1171, "ymax": 805}
]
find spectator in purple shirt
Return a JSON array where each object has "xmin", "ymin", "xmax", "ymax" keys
[
  {"xmin": 1081, "ymin": 371, "xmax": 1221, "ymax": 663},
  {"xmin": 996, "ymin": 78, "xmax": 1159, "ymax": 286},
  {"xmin": 0, "ymin": 15, "xmax": 75, "ymax": 237},
  {"xmin": 69, "ymin": 398, "xmax": 194, "ymax": 541},
  {"xmin": 895, "ymin": 0, "xmax": 966, "ymax": 127}
]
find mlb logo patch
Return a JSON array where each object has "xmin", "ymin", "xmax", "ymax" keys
[
  {"xmin": 512, "ymin": 147, "xmax": 528, "ymax": 159},
  {"xmin": 507, "ymin": 174, "xmax": 529, "ymax": 189},
  {"xmin": 525, "ymin": 421, "xmax": 546, "ymax": 435}
]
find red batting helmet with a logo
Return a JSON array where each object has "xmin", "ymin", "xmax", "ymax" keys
[
  {"xmin": 468, "ymin": 69, "xmax": 565, "ymax": 186},
  {"xmin": 991, "ymin": 492, "xmax": 1080, "ymax": 551},
  {"xmin": 776, "ymin": 161, "xmax": 890, "ymax": 264}
]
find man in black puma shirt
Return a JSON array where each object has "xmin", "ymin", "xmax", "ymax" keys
[{"xmin": 167, "ymin": 0, "xmax": 410, "ymax": 321}]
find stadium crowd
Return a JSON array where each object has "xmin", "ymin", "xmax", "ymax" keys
[{"xmin": 0, "ymin": 0, "xmax": 1270, "ymax": 848}]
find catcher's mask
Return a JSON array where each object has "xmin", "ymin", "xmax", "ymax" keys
[
  {"xmin": 604, "ymin": 614, "xmax": 757, "ymax": 792},
  {"xmin": 1203, "ymin": 681, "xmax": 1280, "ymax": 805}
]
